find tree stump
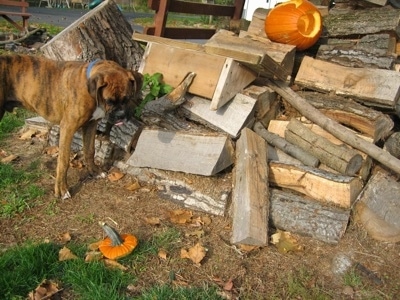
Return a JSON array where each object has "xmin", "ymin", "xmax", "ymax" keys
[{"xmin": 40, "ymin": 0, "xmax": 143, "ymax": 71}]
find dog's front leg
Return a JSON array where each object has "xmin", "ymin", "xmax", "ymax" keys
[{"xmin": 82, "ymin": 120, "xmax": 101, "ymax": 176}]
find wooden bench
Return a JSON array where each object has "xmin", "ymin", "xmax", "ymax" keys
[{"xmin": 0, "ymin": 0, "xmax": 31, "ymax": 33}]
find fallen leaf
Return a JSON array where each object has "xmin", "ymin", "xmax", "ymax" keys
[
  {"xmin": 59, "ymin": 246, "xmax": 79, "ymax": 261},
  {"xmin": 28, "ymin": 279, "xmax": 61, "ymax": 300},
  {"xmin": 59, "ymin": 232, "xmax": 72, "ymax": 243},
  {"xmin": 1, "ymin": 154, "xmax": 19, "ymax": 163},
  {"xmin": 144, "ymin": 216, "xmax": 161, "ymax": 226},
  {"xmin": 271, "ymin": 230, "xmax": 303, "ymax": 253},
  {"xmin": 185, "ymin": 229, "xmax": 205, "ymax": 239},
  {"xmin": 19, "ymin": 128, "xmax": 37, "ymax": 140},
  {"xmin": 238, "ymin": 244, "xmax": 260, "ymax": 253},
  {"xmin": 202, "ymin": 215, "xmax": 212, "ymax": 226},
  {"xmin": 223, "ymin": 278, "xmax": 234, "ymax": 291},
  {"xmin": 85, "ymin": 251, "xmax": 103, "ymax": 262},
  {"xmin": 158, "ymin": 249, "xmax": 168, "ymax": 260},
  {"xmin": 70, "ymin": 159, "xmax": 84, "ymax": 169},
  {"xmin": 125, "ymin": 178, "xmax": 141, "ymax": 191},
  {"xmin": 168, "ymin": 209, "xmax": 193, "ymax": 224},
  {"xmin": 103, "ymin": 258, "xmax": 128, "ymax": 271},
  {"xmin": 180, "ymin": 243, "xmax": 206, "ymax": 265},
  {"xmin": 44, "ymin": 145, "xmax": 59, "ymax": 156},
  {"xmin": 88, "ymin": 240, "xmax": 102, "ymax": 251},
  {"xmin": 108, "ymin": 170, "xmax": 125, "ymax": 182}
]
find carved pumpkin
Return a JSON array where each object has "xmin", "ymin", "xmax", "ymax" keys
[
  {"xmin": 98, "ymin": 222, "xmax": 138, "ymax": 260},
  {"xmin": 264, "ymin": 0, "xmax": 322, "ymax": 51}
]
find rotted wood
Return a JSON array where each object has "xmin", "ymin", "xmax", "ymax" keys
[
  {"xmin": 285, "ymin": 119, "xmax": 363, "ymax": 176},
  {"xmin": 317, "ymin": 34, "xmax": 396, "ymax": 70},
  {"xmin": 253, "ymin": 122, "xmax": 319, "ymax": 167},
  {"xmin": 297, "ymin": 91, "xmax": 394, "ymax": 142},
  {"xmin": 323, "ymin": 7, "xmax": 400, "ymax": 38},
  {"xmin": 269, "ymin": 162, "xmax": 364, "ymax": 208},
  {"xmin": 270, "ymin": 189, "xmax": 351, "ymax": 244},
  {"xmin": 41, "ymin": 0, "xmax": 143, "ymax": 71},
  {"xmin": 231, "ymin": 128, "xmax": 269, "ymax": 246}
]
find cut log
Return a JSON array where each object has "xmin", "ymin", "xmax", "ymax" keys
[
  {"xmin": 294, "ymin": 56, "xmax": 400, "ymax": 109},
  {"xmin": 268, "ymin": 145, "xmax": 303, "ymax": 165},
  {"xmin": 231, "ymin": 128, "xmax": 268, "ymax": 246},
  {"xmin": 253, "ymin": 121, "xmax": 319, "ymax": 167},
  {"xmin": 180, "ymin": 93, "xmax": 257, "ymax": 138},
  {"xmin": 297, "ymin": 91, "xmax": 394, "ymax": 142},
  {"xmin": 265, "ymin": 79, "xmax": 400, "ymax": 175},
  {"xmin": 270, "ymin": 189, "xmax": 350, "ymax": 244},
  {"xmin": 269, "ymin": 162, "xmax": 364, "ymax": 208},
  {"xmin": 384, "ymin": 132, "xmax": 400, "ymax": 159},
  {"xmin": 41, "ymin": 0, "xmax": 143, "ymax": 71},
  {"xmin": 354, "ymin": 168, "xmax": 400, "ymax": 243},
  {"xmin": 204, "ymin": 29, "xmax": 296, "ymax": 80},
  {"xmin": 126, "ymin": 129, "xmax": 235, "ymax": 176},
  {"xmin": 115, "ymin": 161, "xmax": 231, "ymax": 216},
  {"xmin": 109, "ymin": 118, "xmax": 143, "ymax": 153},
  {"xmin": 323, "ymin": 7, "xmax": 400, "ymax": 38},
  {"xmin": 139, "ymin": 42, "xmax": 256, "ymax": 110},
  {"xmin": 316, "ymin": 34, "xmax": 396, "ymax": 70},
  {"xmin": 285, "ymin": 118, "xmax": 363, "ymax": 176}
]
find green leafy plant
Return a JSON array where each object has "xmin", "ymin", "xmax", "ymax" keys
[{"xmin": 135, "ymin": 72, "xmax": 173, "ymax": 118}]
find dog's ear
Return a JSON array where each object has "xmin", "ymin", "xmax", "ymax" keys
[{"xmin": 87, "ymin": 74, "xmax": 107, "ymax": 101}]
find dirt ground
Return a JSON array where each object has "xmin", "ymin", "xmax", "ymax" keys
[{"xmin": 0, "ymin": 127, "xmax": 400, "ymax": 299}]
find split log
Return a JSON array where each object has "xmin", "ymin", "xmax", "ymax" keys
[
  {"xmin": 323, "ymin": 7, "xmax": 400, "ymax": 38},
  {"xmin": 41, "ymin": 0, "xmax": 143, "ymax": 71},
  {"xmin": 204, "ymin": 29, "xmax": 295, "ymax": 80},
  {"xmin": 115, "ymin": 162, "xmax": 231, "ymax": 216},
  {"xmin": 269, "ymin": 162, "xmax": 364, "ymax": 208},
  {"xmin": 297, "ymin": 91, "xmax": 394, "ymax": 142},
  {"xmin": 231, "ymin": 128, "xmax": 268, "ymax": 246},
  {"xmin": 285, "ymin": 118, "xmax": 363, "ymax": 176},
  {"xmin": 270, "ymin": 189, "xmax": 350, "ymax": 244},
  {"xmin": 354, "ymin": 168, "xmax": 400, "ymax": 243},
  {"xmin": 180, "ymin": 93, "xmax": 257, "ymax": 138},
  {"xmin": 294, "ymin": 56, "xmax": 400, "ymax": 109},
  {"xmin": 253, "ymin": 121, "xmax": 319, "ymax": 167},
  {"xmin": 126, "ymin": 129, "xmax": 235, "ymax": 176},
  {"xmin": 265, "ymin": 79, "xmax": 400, "ymax": 175},
  {"xmin": 316, "ymin": 34, "xmax": 396, "ymax": 70}
]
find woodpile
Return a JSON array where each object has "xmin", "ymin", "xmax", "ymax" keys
[{"xmin": 29, "ymin": 0, "xmax": 400, "ymax": 246}]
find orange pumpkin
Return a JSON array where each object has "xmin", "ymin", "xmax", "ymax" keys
[
  {"xmin": 264, "ymin": 0, "xmax": 322, "ymax": 51},
  {"xmin": 98, "ymin": 222, "xmax": 138, "ymax": 260}
]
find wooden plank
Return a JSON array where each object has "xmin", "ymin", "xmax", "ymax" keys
[
  {"xmin": 180, "ymin": 93, "xmax": 256, "ymax": 138},
  {"xmin": 132, "ymin": 32, "xmax": 204, "ymax": 51},
  {"xmin": 143, "ymin": 27, "xmax": 216, "ymax": 40},
  {"xmin": 231, "ymin": 128, "xmax": 268, "ymax": 246},
  {"xmin": 294, "ymin": 56, "xmax": 400, "ymax": 108},
  {"xmin": 270, "ymin": 189, "xmax": 350, "ymax": 244},
  {"xmin": 204, "ymin": 30, "xmax": 294, "ymax": 80},
  {"xmin": 127, "ymin": 129, "xmax": 235, "ymax": 176},
  {"xmin": 269, "ymin": 162, "xmax": 364, "ymax": 208}
]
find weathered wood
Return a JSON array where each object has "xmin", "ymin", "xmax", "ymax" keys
[
  {"xmin": 270, "ymin": 189, "xmax": 351, "ymax": 244},
  {"xmin": 285, "ymin": 119, "xmax": 363, "ymax": 176},
  {"xmin": 297, "ymin": 91, "xmax": 394, "ymax": 142},
  {"xmin": 384, "ymin": 132, "xmax": 400, "ymax": 159},
  {"xmin": 109, "ymin": 118, "xmax": 143, "ymax": 153},
  {"xmin": 323, "ymin": 7, "xmax": 400, "ymax": 38},
  {"xmin": 246, "ymin": 7, "xmax": 268, "ymax": 37},
  {"xmin": 354, "ymin": 168, "xmax": 400, "ymax": 242},
  {"xmin": 269, "ymin": 162, "xmax": 364, "ymax": 208},
  {"xmin": 41, "ymin": 0, "xmax": 143, "ymax": 71},
  {"xmin": 266, "ymin": 79, "xmax": 400, "ymax": 175},
  {"xmin": 231, "ymin": 128, "xmax": 268, "ymax": 246},
  {"xmin": 268, "ymin": 145, "xmax": 302, "ymax": 165},
  {"xmin": 139, "ymin": 42, "xmax": 256, "ymax": 110},
  {"xmin": 253, "ymin": 122, "xmax": 319, "ymax": 167},
  {"xmin": 115, "ymin": 161, "xmax": 231, "ymax": 216},
  {"xmin": 204, "ymin": 30, "xmax": 296, "ymax": 80},
  {"xmin": 133, "ymin": 32, "xmax": 204, "ymax": 52},
  {"xmin": 294, "ymin": 56, "xmax": 400, "ymax": 109},
  {"xmin": 180, "ymin": 93, "xmax": 256, "ymax": 138},
  {"xmin": 126, "ymin": 129, "xmax": 235, "ymax": 176},
  {"xmin": 317, "ymin": 34, "xmax": 396, "ymax": 70}
]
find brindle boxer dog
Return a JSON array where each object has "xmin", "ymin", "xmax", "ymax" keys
[{"xmin": 0, "ymin": 54, "xmax": 143, "ymax": 199}]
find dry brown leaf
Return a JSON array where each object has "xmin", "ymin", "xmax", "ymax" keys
[
  {"xmin": 59, "ymin": 232, "xmax": 72, "ymax": 243},
  {"xmin": 202, "ymin": 215, "xmax": 212, "ymax": 226},
  {"xmin": 180, "ymin": 243, "xmax": 206, "ymax": 265},
  {"xmin": 44, "ymin": 145, "xmax": 59, "ymax": 156},
  {"xmin": 223, "ymin": 278, "xmax": 234, "ymax": 291},
  {"xmin": 125, "ymin": 180, "xmax": 141, "ymax": 191},
  {"xmin": 271, "ymin": 230, "xmax": 303, "ymax": 253},
  {"xmin": 103, "ymin": 258, "xmax": 128, "ymax": 271},
  {"xmin": 59, "ymin": 246, "xmax": 79, "ymax": 261},
  {"xmin": 185, "ymin": 229, "xmax": 205, "ymax": 239},
  {"xmin": 28, "ymin": 279, "xmax": 61, "ymax": 300},
  {"xmin": 19, "ymin": 128, "xmax": 37, "ymax": 140},
  {"xmin": 238, "ymin": 244, "xmax": 260, "ymax": 253},
  {"xmin": 88, "ymin": 240, "xmax": 102, "ymax": 251},
  {"xmin": 168, "ymin": 209, "xmax": 193, "ymax": 224},
  {"xmin": 108, "ymin": 170, "xmax": 125, "ymax": 182},
  {"xmin": 158, "ymin": 249, "xmax": 168, "ymax": 260},
  {"xmin": 144, "ymin": 216, "xmax": 161, "ymax": 226},
  {"xmin": 85, "ymin": 251, "xmax": 103, "ymax": 262},
  {"xmin": 70, "ymin": 159, "xmax": 84, "ymax": 169},
  {"xmin": 1, "ymin": 154, "xmax": 19, "ymax": 163}
]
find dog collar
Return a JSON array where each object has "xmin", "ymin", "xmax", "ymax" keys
[{"xmin": 86, "ymin": 59, "xmax": 101, "ymax": 79}]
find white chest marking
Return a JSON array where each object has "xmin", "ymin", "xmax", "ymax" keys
[{"xmin": 91, "ymin": 106, "xmax": 105, "ymax": 120}]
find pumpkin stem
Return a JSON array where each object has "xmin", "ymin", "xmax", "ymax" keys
[{"xmin": 99, "ymin": 221, "xmax": 124, "ymax": 246}]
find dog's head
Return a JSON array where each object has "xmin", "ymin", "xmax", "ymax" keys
[{"xmin": 87, "ymin": 60, "xmax": 143, "ymax": 120}]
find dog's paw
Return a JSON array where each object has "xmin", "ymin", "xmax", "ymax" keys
[{"xmin": 62, "ymin": 190, "xmax": 72, "ymax": 200}]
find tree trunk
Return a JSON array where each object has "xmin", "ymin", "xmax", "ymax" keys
[{"xmin": 40, "ymin": 0, "xmax": 143, "ymax": 71}]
